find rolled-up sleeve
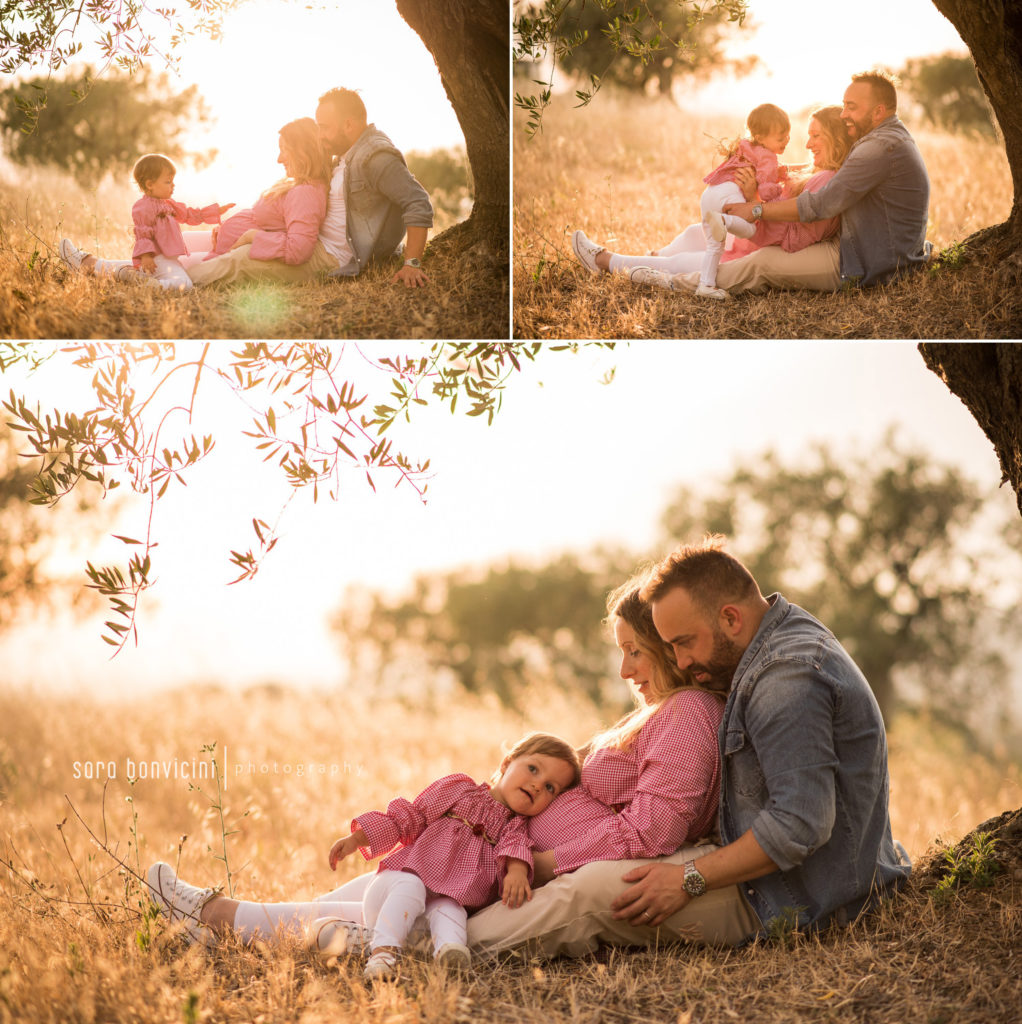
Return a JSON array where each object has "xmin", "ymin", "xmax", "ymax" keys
[
  {"xmin": 250, "ymin": 184, "xmax": 327, "ymax": 264},
  {"xmin": 369, "ymin": 151, "xmax": 434, "ymax": 228},
  {"xmin": 797, "ymin": 139, "xmax": 888, "ymax": 223},
  {"xmin": 745, "ymin": 664, "xmax": 839, "ymax": 871},
  {"xmin": 494, "ymin": 815, "xmax": 534, "ymax": 883}
]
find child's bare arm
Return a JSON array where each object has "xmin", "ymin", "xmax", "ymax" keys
[
  {"xmin": 328, "ymin": 828, "xmax": 368, "ymax": 871},
  {"xmin": 500, "ymin": 858, "xmax": 532, "ymax": 908}
]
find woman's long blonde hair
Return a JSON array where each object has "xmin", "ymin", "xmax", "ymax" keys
[
  {"xmin": 586, "ymin": 570, "xmax": 722, "ymax": 755},
  {"xmin": 786, "ymin": 105, "xmax": 853, "ymax": 196},
  {"xmin": 262, "ymin": 117, "xmax": 331, "ymax": 201}
]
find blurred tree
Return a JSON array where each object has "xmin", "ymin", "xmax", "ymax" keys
[
  {"xmin": 555, "ymin": 0, "xmax": 755, "ymax": 96},
  {"xmin": 0, "ymin": 66, "xmax": 212, "ymax": 187},
  {"xmin": 898, "ymin": 52, "xmax": 995, "ymax": 138},
  {"xmin": 332, "ymin": 549, "xmax": 636, "ymax": 707},
  {"xmin": 406, "ymin": 147, "xmax": 472, "ymax": 225},
  {"xmin": 659, "ymin": 433, "xmax": 1022, "ymax": 736}
]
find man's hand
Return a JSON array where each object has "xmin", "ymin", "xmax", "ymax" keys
[
  {"xmin": 723, "ymin": 202, "xmax": 756, "ymax": 223},
  {"xmin": 138, "ymin": 253, "xmax": 157, "ymax": 275},
  {"xmin": 392, "ymin": 263, "xmax": 429, "ymax": 288},
  {"xmin": 501, "ymin": 860, "xmax": 532, "ymax": 908},
  {"xmin": 733, "ymin": 165, "xmax": 758, "ymax": 201},
  {"xmin": 610, "ymin": 862, "xmax": 690, "ymax": 928}
]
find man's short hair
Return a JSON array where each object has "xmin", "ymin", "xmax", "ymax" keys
[
  {"xmin": 641, "ymin": 535, "xmax": 761, "ymax": 615},
  {"xmin": 851, "ymin": 70, "xmax": 898, "ymax": 113},
  {"xmin": 318, "ymin": 87, "xmax": 367, "ymax": 125}
]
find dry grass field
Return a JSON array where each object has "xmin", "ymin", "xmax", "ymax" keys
[
  {"xmin": 513, "ymin": 90, "xmax": 1021, "ymax": 339},
  {"xmin": 1, "ymin": 683, "xmax": 1019, "ymax": 1023},
  {"xmin": 0, "ymin": 166, "xmax": 508, "ymax": 340}
]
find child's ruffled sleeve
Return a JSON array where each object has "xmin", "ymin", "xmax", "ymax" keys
[
  {"xmin": 168, "ymin": 199, "xmax": 223, "ymax": 227},
  {"xmin": 494, "ymin": 814, "xmax": 534, "ymax": 883},
  {"xmin": 353, "ymin": 773, "xmax": 477, "ymax": 861},
  {"xmin": 131, "ymin": 198, "xmax": 158, "ymax": 261}
]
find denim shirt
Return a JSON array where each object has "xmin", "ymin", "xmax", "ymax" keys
[
  {"xmin": 329, "ymin": 125, "xmax": 434, "ymax": 277},
  {"xmin": 719, "ymin": 595, "xmax": 910, "ymax": 933},
  {"xmin": 796, "ymin": 117, "xmax": 929, "ymax": 287}
]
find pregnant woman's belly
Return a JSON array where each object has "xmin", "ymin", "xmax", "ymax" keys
[{"xmin": 527, "ymin": 786, "xmax": 614, "ymax": 850}]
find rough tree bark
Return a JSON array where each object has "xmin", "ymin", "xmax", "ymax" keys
[
  {"xmin": 930, "ymin": 1, "xmax": 1022, "ymax": 258},
  {"xmin": 395, "ymin": 0, "xmax": 508, "ymax": 254},
  {"xmin": 918, "ymin": 343, "xmax": 1022, "ymax": 516}
]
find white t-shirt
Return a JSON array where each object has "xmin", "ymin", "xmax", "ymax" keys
[{"xmin": 319, "ymin": 159, "xmax": 355, "ymax": 266}]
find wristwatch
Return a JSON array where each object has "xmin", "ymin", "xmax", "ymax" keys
[
  {"xmin": 403, "ymin": 257, "xmax": 422, "ymax": 268},
  {"xmin": 682, "ymin": 859, "xmax": 707, "ymax": 897},
  {"xmin": 752, "ymin": 203, "xmax": 764, "ymax": 221}
]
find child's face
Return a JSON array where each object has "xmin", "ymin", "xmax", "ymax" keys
[
  {"xmin": 758, "ymin": 125, "xmax": 790, "ymax": 156},
  {"xmin": 491, "ymin": 753, "xmax": 575, "ymax": 817},
  {"xmin": 146, "ymin": 168, "xmax": 175, "ymax": 200}
]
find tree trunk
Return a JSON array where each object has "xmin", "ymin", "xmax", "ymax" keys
[
  {"xmin": 395, "ymin": 0, "xmax": 508, "ymax": 253},
  {"xmin": 918, "ymin": 343, "xmax": 1022, "ymax": 516},
  {"xmin": 930, "ymin": 0, "xmax": 1022, "ymax": 257}
]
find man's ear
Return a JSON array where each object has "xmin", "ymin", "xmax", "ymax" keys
[{"xmin": 719, "ymin": 604, "xmax": 743, "ymax": 637}]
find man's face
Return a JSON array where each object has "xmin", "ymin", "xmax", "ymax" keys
[
  {"xmin": 315, "ymin": 102, "xmax": 356, "ymax": 158},
  {"xmin": 652, "ymin": 586, "xmax": 746, "ymax": 692},
  {"xmin": 841, "ymin": 82, "xmax": 881, "ymax": 141}
]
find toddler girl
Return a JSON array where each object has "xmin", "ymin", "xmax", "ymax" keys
[
  {"xmin": 694, "ymin": 103, "xmax": 790, "ymax": 299},
  {"xmin": 59, "ymin": 153, "xmax": 233, "ymax": 291},
  {"xmin": 328, "ymin": 731, "xmax": 579, "ymax": 979}
]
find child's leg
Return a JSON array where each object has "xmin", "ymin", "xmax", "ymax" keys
[
  {"xmin": 230, "ymin": 899, "xmax": 365, "ymax": 943},
  {"xmin": 363, "ymin": 870, "xmax": 428, "ymax": 952},
  {"xmin": 607, "ymin": 250, "xmax": 706, "ymax": 276},
  {"xmin": 92, "ymin": 258, "xmax": 134, "ymax": 278},
  {"xmin": 699, "ymin": 223, "xmax": 727, "ymax": 289},
  {"xmin": 152, "ymin": 255, "xmax": 194, "ymax": 291},
  {"xmin": 424, "ymin": 895, "xmax": 468, "ymax": 955},
  {"xmin": 702, "ymin": 182, "xmax": 757, "ymax": 241},
  {"xmin": 654, "ymin": 223, "xmax": 710, "ymax": 258}
]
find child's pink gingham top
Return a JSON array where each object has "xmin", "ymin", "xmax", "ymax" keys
[
  {"xmin": 723, "ymin": 169, "xmax": 839, "ymax": 262},
  {"xmin": 704, "ymin": 138, "xmax": 787, "ymax": 202},
  {"xmin": 354, "ymin": 773, "xmax": 534, "ymax": 911},
  {"xmin": 206, "ymin": 183, "xmax": 327, "ymax": 265},
  {"xmin": 526, "ymin": 688, "xmax": 723, "ymax": 875},
  {"xmin": 131, "ymin": 196, "xmax": 223, "ymax": 264}
]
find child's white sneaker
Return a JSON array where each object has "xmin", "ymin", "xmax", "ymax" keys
[
  {"xmin": 146, "ymin": 861, "xmax": 220, "ymax": 946},
  {"xmin": 695, "ymin": 283, "xmax": 731, "ymax": 301},
  {"xmin": 571, "ymin": 229, "xmax": 604, "ymax": 274},
  {"xmin": 364, "ymin": 947, "xmax": 400, "ymax": 981},
  {"xmin": 307, "ymin": 916, "xmax": 368, "ymax": 958},
  {"xmin": 435, "ymin": 941, "xmax": 471, "ymax": 971},
  {"xmin": 706, "ymin": 211, "xmax": 727, "ymax": 243},
  {"xmin": 629, "ymin": 266, "xmax": 674, "ymax": 290},
  {"xmin": 59, "ymin": 238, "xmax": 90, "ymax": 273}
]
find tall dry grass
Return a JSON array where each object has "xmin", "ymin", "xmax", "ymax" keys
[
  {"xmin": 0, "ymin": 164, "xmax": 508, "ymax": 340},
  {"xmin": 1, "ymin": 683, "xmax": 1019, "ymax": 1023},
  {"xmin": 513, "ymin": 90, "xmax": 1020, "ymax": 339}
]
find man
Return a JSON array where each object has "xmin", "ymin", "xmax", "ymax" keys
[
  {"xmin": 715, "ymin": 70, "xmax": 930, "ymax": 291},
  {"xmin": 314, "ymin": 87, "xmax": 433, "ymax": 288},
  {"xmin": 611, "ymin": 536, "xmax": 910, "ymax": 937}
]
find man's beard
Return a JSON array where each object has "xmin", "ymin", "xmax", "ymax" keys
[{"xmin": 689, "ymin": 628, "xmax": 745, "ymax": 693}]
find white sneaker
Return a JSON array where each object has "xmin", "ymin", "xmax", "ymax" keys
[
  {"xmin": 364, "ymin": 947, "xmax": 400, "ymax": 981},
  {"xmin": 307, "ymin": 916, "xmax": 368, "ymax": 958},
  {"xmin": 571, "ymin": 230, "xmax": 604, "ymax": 274},
  {"xmin": 695, "ymin": 283, "xmax": 731, "ymax": 301},
  {"xmin": 435, "ymin": 941, "xmax": 471, "ymax": 971},
  {"xmin": 146, "ymin": 861, "xmax": 220, "ymax": 946},
  {"xmin": 629, "ymin": 266, "xmax": 674, "ymax": 290},
  {"xmin": 59, "ymin": 238, "xmax": 90, "ymax": 273},
  {"xmin": 706, "ymin": 211, "xmax": 727, "ymax": 243}
]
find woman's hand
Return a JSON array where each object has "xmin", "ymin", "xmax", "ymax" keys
[
  {"xmin": 231, "ymin": 229, "xmax": 257, "ymax": 250},
  {"xmin": 328, "ymin": 829, "xmax": 366, "ymax": 871},
  {"xmin": 733, "ymin": 165, "xmax": 759, "ymax": 201},
  {"xmin": 501, "ymin": 860, "xmax": 532, "ymax": 908},
  {"xmin": 531, "ymin": 849, "xmax": 557, "ymax": 887},
  {"xmin": 610, "ymin": 862, "xmax": 690, "ymax": 928}
]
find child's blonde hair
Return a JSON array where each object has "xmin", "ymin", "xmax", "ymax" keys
[
  {"xmin": 491, "ymin": 732, "xmax": 581, "ymax": 788},
  {"xmin": 722, "ymin": 103, "xmax": 790, "ymax": 158},
  {"xmin": 132, "ymin": 153, "xmax": 176, "ymax": 193}
]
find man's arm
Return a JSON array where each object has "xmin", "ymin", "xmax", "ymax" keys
[
  {"xmin": 724, "ymin": 197, "xmax": 801, "ymax": 224},
  {"xmin": 610, "ymin": 829, "xmax": 778, "ymax": 927},
  {"xmin": 393, "ymin": 225, "xmax": 428, "ymax": 288}
]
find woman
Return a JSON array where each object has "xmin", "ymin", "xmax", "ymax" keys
[
  {"xmin": 571, "ymin": 106, "xmax": 852, "ymax": 295},
  {"xmin": 146, "ymin": 568, "xmax": 759, "ymax": 958}
]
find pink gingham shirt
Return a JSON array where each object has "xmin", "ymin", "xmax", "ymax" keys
[
  {"xmin": 206, "ymin": 183, "xmax": 327, "ymax": 266},
  {"xmin": 131, "ymin": 196, "xmax": 223, "ymax": 264},
  {"xmin": 527, "ymin": 688, "xmax": 723, "ymax": 875},
  {"xmin": 354, "ymin": 773, "xmax": 534, "ymax": 911},
  {"xmin": 723, "ymin": 169, "xmax": 839, "ymax": 262},
  {"xmin": 704, "ymin": 138, "xmax": 787, "ymax": 202}
]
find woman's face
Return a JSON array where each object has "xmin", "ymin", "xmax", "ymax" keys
[
  {"xmin": 806, "ymin": 118, "xmax": 832, "ymax": 170},
  {"xmin": 277, "ymin": 137, "xmax": 294, "ymax": 177},
  {"xmin": 614, "ymin": 618, "xmax": 657, "ymax": 706}
]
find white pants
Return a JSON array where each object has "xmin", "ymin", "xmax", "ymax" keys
[
  {"xmin": 91, "ymin": 231, "xmax": 214, "ymax": 292},
  {"xmin": 606, "ymin": 223, "xmax": 733, "ymax": 276},
  {"xmin": 698, "ymin": 182, "xmax": 757, "ymax": 288}
]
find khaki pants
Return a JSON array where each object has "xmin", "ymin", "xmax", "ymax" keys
[
  {"xmin": 466, "ymin": 844, "xmax": 761, "ymax": 959},
  {"xmin": 186, "ymin": 240, "xmax": 338, "ymax": 287},
  {"xmin": 670, "ymin": 238, "xmax": 841, "ymax": 295}
]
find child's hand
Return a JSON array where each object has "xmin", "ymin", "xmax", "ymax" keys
[
  {"xmin": 501, "ymin": 863, "xmax": 532, "ymax": 909},
  {"xmin": 219, "ymin": 203, "xmax": 236, "ymax": 217},
  {"xmin": 328, "ymin": 828, "xmax": 367, "ymax": 871},
  {"xmin": 139, "ymin": 253, "xmax": 157, "ymax": 275}
]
